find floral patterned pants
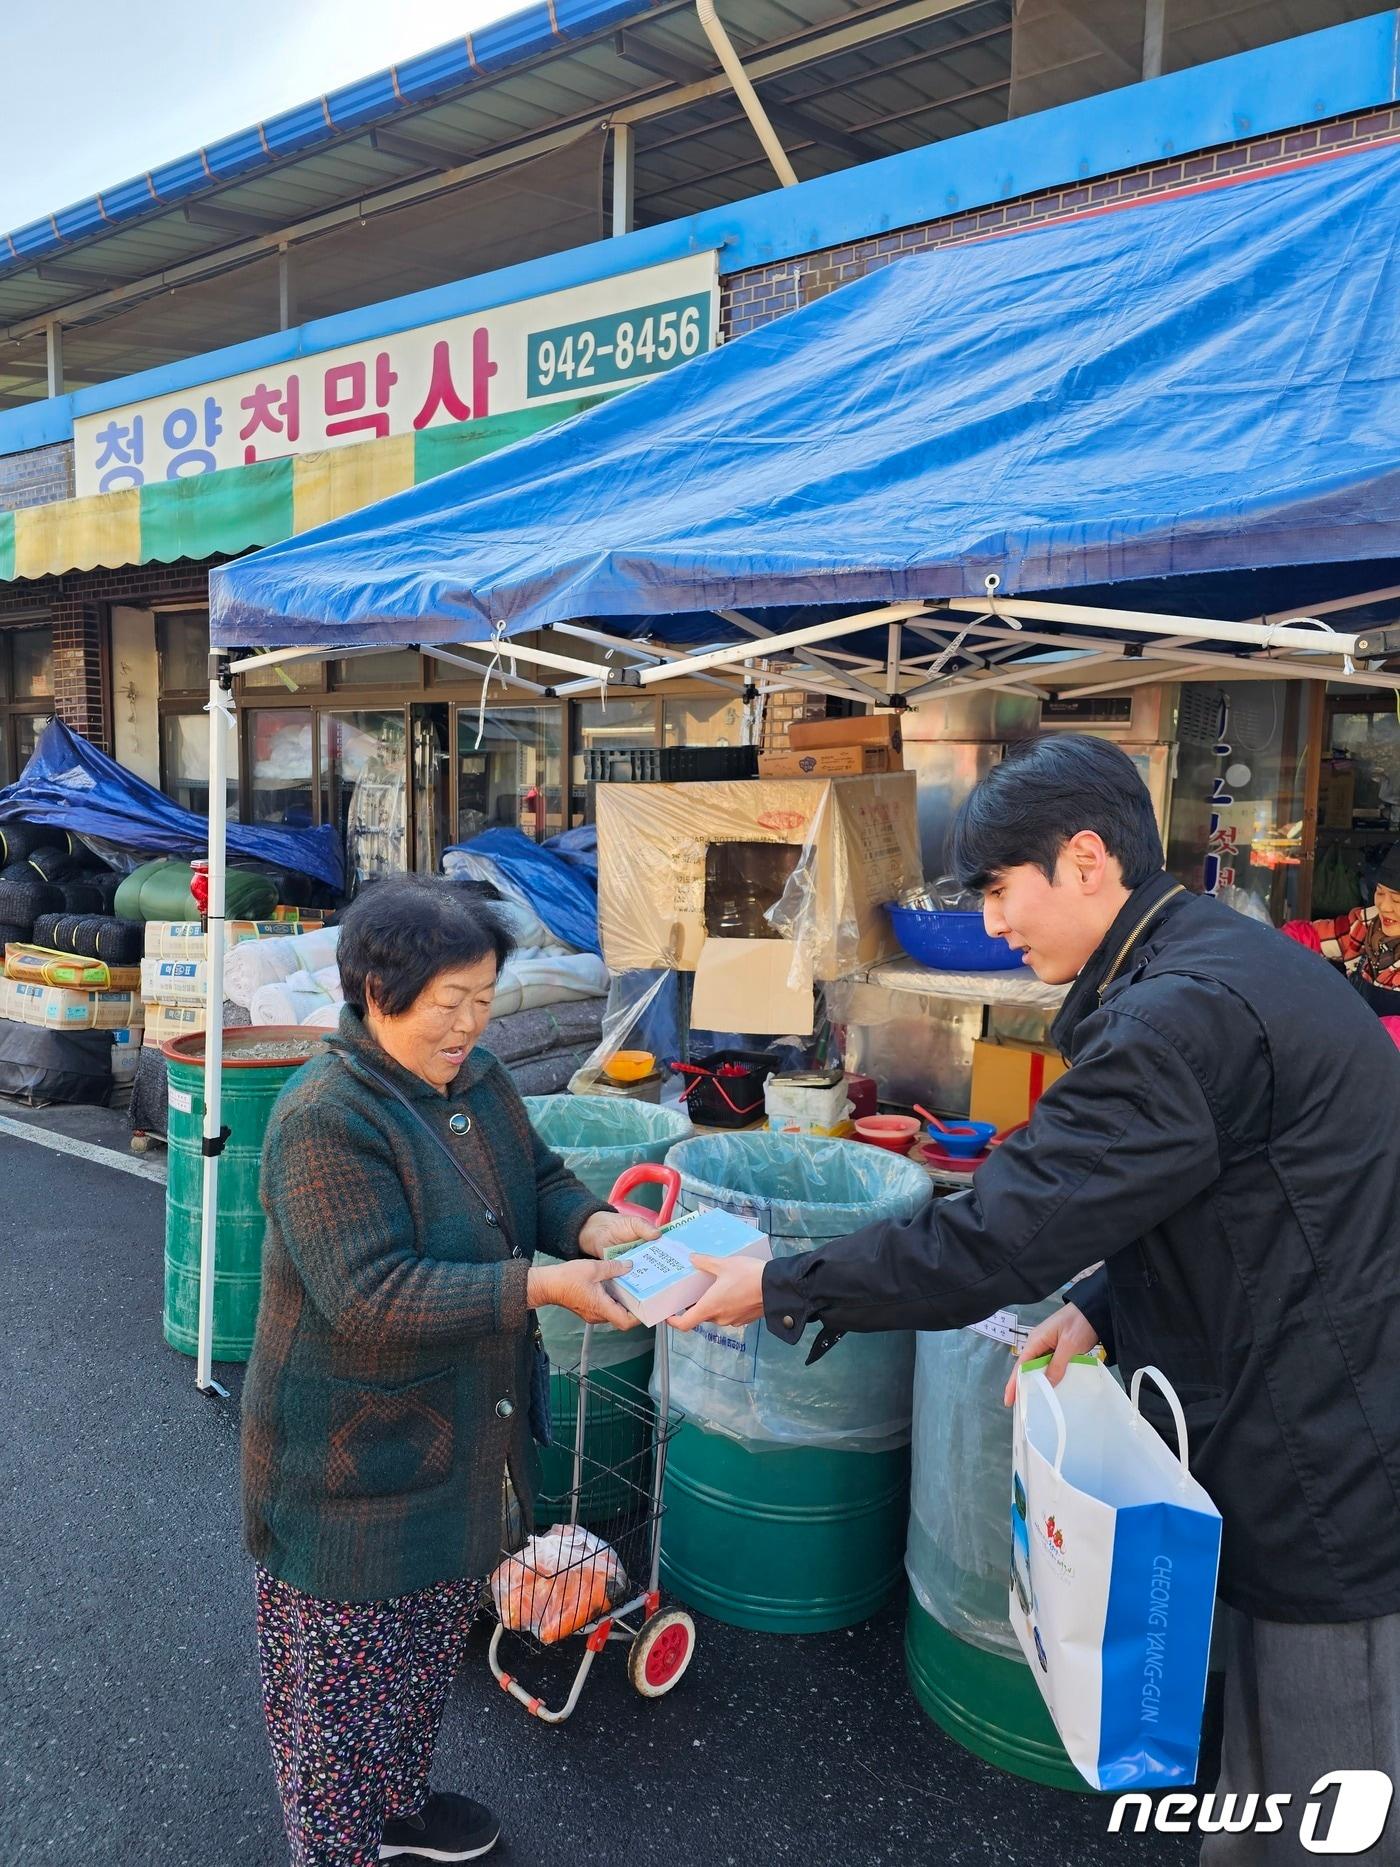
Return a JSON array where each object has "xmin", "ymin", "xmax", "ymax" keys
[{"xmin": 255, "ymin": 1564, "xmax": 480, "ymax": 1867}]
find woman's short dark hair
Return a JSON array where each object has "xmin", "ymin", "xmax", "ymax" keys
[
  {"xmin": 337, "ymin": 875, "xmax": 516, "ymax": 1017},
  {"xmin": 950, "ymin": 733, "xmax": 1164, "ymax": 890}
]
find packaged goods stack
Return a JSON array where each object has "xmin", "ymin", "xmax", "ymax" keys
[
  {"xmin": 0, "ymin": 822, "xmax": 146, "ymax": 1106},
  {"xmin": 131, "ymin": 909, "xmax": 324, "ymax": 1148},
  {"xmin": 757, "ymin": 712, "xmax": 905, "ymax": 779}
]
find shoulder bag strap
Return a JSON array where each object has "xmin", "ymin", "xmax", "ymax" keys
[{"xmin": 347, "ymin": 1053, "xmax": 516, "ymax": 1250}]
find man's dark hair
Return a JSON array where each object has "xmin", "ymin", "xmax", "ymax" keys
[
  {"xmin": 337, "ymin": 874, "xmax": 515, "ymax": 1017},
  {"xmin": 950, "ymin": 733, "xmax": 1165, "ymax": 890}
]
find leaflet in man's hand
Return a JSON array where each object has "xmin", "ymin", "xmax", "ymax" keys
[{"xmin": 610, "ymin": 1207, "xmax": 771, "ymax": 1326}]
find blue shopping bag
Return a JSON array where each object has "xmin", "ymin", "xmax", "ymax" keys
[{"xmin": 1010, "ymin": 1357, "xmax": 1222, "ymax": 1790}]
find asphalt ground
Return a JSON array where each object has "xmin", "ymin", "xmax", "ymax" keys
[{"xmin": 1, "ymin": 1119, "xmax": 1205, "ymax": 1867}]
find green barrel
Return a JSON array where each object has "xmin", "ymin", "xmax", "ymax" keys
[
  {"xmin": 905, "ymin": 1597, "xmax": 1086, "ymax": 1790},
  {"xmin": 658, "ymin": 1132, "xmax": 930, "ymax": 1633},
  {"xmin": 163, "ymin": 1027, "xmax": 326, "ymax": 1362},
  {"xmin": 903, "ymin": 1321, "xmax": 1085, "ymax": 1789},
  {"xmin": 662, "ymin": 1428, "xmax": 911, "ymax": 1632},
  {"xmin": 524, "ymin": 1095, "xmax": 693, "ymax": 1522}
]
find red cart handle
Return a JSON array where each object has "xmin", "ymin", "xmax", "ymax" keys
[{"xmin": 607, "ymin": 1162, "xmax": 682, "ymax": 1226}]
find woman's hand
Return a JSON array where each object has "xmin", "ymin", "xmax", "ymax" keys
[
  {"xmin": 1003, "ymin": 1302, "xmax": 1100, "ymax": 1406},
  {"xmin": 578, "ymin": 1209, "xmax": 661, "ymax": 1259},
  {"xmin": 527, "ymin": 1260, "xmax": 639, "ymax": 1330}
]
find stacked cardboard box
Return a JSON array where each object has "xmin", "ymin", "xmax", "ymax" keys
[
  {"xmin": 140, "ymin": 918, "xmax": 325, "ymax": 1047},
  {"xmin": 757, "ymin": 712, "xmax": 904, "ymax": 779}
]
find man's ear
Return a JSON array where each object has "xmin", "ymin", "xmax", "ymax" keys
[{"xmin": 1064, "ymin": 830, "xmax": 1113, "ymax": 892}]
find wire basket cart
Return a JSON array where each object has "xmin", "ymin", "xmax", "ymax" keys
[{"xmin": 486, "ymin": 1165, "xmax": 697, "ymax": 1721}]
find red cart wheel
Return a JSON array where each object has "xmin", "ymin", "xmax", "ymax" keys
[{"xmin": 627, "ymin": 1609, "xmax": 696, "ymax": 1698}]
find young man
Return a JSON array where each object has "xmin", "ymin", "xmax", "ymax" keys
[{"xmin": 678, "ymin": 734, "xmax": 1400, "ymax": 1855}]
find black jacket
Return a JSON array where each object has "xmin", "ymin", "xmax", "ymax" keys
[{"xmin": 763, "ymin": 872, "xmax": 1400, "ymax": 1622}]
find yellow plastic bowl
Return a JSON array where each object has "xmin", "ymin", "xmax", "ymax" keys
[{"xmin": 602, "ymin": 1049, "xmax": 656, "ymax": 1084}]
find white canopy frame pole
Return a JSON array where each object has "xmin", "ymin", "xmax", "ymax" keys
[
  {"xmin": 715, "ymin": 610, "xmax": 890, "ymax": 703},
  {"xmin": 548, "ymin": 625, "xmax": 748, "ymax": 696},
  {"xmin": 197, "ymin": 657, "xmax": 235, "ymax": 1398},
  {"xmin": 634, "ymin": 603, "xmax": 928, "ymax": 685},
  {"xmin": 940, "ymin": 596, "xmax": 1362, "ymax": 660},
  {"xmin": 422, "ymin": 647, "xmax": 549, "ymax": 694}
]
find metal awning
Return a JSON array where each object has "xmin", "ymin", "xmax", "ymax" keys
[{"xmin": 209, "ymin": 138, "xmax": 1400, "ymax": 697}]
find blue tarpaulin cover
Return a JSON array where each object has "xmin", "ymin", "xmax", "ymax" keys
[
  {"xmin": 211, "ymin": 141, "xmax": 1400, "ymax": 649},
  {"xmin": 447, "ymin": 826, "xmax": 600, "ymax": 955},
  {"xmin": 0, "ymin": 720, "xmax": 344, "ymax": 888}
]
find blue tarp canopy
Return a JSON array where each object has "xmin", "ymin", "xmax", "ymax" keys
[
  {"xmin": 0, "ymin": 720, "xmax": 344, "ymax": 889},
  {"xmin": 210, "ymin": 140, "xmax": 1400, "ymax": 652}
]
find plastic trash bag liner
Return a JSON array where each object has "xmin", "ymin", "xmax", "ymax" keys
[
  {"xmin": 525, "ymin": 1093, "xmax": 693, "ymax": 1372},
  {"xmin": 904, "ymin": 1304, "xmax": 1060, "ymax": 1658},
  {"xmin": 658, "ymin": 1132, "xmax": 929, "ymax": 1451}
]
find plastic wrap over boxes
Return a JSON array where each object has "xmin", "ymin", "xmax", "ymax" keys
[{"xmin": 596, "ymin": 774, "xmax": 920, "ymax": 1034}]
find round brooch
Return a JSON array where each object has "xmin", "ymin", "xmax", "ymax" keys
[{"xmin": 449, "ymin": 1112, "xmax": 471, "ymax": 1135}]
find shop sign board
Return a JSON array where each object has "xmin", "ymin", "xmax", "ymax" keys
[{"xmin": 74, "ymin": 254, "xmax": 718, "ymax": 496}]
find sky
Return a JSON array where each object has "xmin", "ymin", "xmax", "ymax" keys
[{"xmin": 0, "ymin": 0, "xmax": 524, "ymax": 230}]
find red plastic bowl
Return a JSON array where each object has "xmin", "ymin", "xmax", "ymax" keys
[{"xmin": 854, "ymin": 1114, "xmax": 921, "ymax": 1154}]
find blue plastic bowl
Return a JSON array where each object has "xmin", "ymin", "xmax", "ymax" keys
[
  {"xmin": 930, "ymin": 1118, "xmax": 997, "ymax": 1157},
  {"xmin": 886, "ymin": 906, "xmax": 1025, "ymax": 971}
]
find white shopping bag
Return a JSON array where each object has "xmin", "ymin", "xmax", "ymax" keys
[{"xmin": 1010, "ymin": 1356, "xmax": 1222, "ymax": 1790}]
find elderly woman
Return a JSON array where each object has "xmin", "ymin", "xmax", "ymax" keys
[{"xmin": 243, "ymin": 876, "xmax": 655, "ymax": 1867}]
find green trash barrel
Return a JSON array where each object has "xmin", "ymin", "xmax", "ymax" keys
[
  {"xmin": 904, "ymin": 1319, "xmax": 1086, "ymax": 1790},
  {"xmin": 162, "ymin": 1027, "xmax": 327, "ymax": 1363},
  {"xmin": 658, "ymin": 1133, "xmax": 930, "ymax": 1633},
  {"xmin": 524, "ymin": 1095, "xmax": 693, "ymax": 1521}
]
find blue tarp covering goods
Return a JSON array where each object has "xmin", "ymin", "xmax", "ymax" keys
[
  {"xmin": 0, "ymin": 721, "xmax": 344, "ymax": 889},
  {"xmin": 449, "ymin": 827, "xmax": 600, "ymax": 956},
  {"xmin": 211, "ymin": 141, "xmax": 1400, "ymax": 649}
]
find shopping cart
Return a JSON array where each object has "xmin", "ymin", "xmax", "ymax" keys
[{"xmin": 486, "ymin": 1163, "xmax": 696, "ymax": 1721}]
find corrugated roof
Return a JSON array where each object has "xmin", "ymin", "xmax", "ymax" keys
[{"xmin": 0, "ymin": 0, "xmax": 1008, "ymax": 338}]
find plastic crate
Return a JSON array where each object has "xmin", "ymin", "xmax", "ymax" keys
[{"xmin": 584, "ymin": 745, "xmax": 757, "ymax": 783}]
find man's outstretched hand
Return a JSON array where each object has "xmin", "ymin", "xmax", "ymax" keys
[{"xmin": 666, "ymin": 1254, "xmax": 766, "ymax": 1332}]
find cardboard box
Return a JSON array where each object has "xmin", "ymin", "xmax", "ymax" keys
[
  {"xmin": 1320, "ymin": 767, "xmax": 1356, "ymax": 832},
  {"xmin": 757, "ymin": 745, "xmax": 898, "ymax": 778},
  {"xmin": 789, "ymin": 713, "xmax": 903, "ymax": 755},
  {"xmin": 689, "ymin": 936, "xmax": 815, "ymax": 1037},
  {"xmin": 144, "ymin": 919, "xmax": 325, "ymax": 960},
  {"xmin": 141, "ymin": 957, "xmax": 212, "ymax": 1005},
  {"xmin": 969, "ymin": 1038, "xmax": 1069, "ymax": 1131},
  {"xmin": 0, "ymin": 977, "xmax": 144, "ymax": 1032},
  {"xmin": 144, "ymin": 1002, "xmax": 206, "ymax": 1046},
  {"xmin": 610, "ymin": 1207, "xmax": 771, "ymax": 1327},
  {"xmin": 596, "ymin": 772, "xmax": 920, "ymax": 983}
]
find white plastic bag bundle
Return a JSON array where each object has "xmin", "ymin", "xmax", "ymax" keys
[
  {"xmin": 489, "ymin": 1525, "xmax": 628, "ymax": 1644},
  {"xmin": 225, "ymin": 924, "xmax": 341, "ymax": 1008}
]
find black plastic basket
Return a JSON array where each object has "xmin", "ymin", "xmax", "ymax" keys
[
  {"xmin": 584, "ymin": 745, "xmax": 758, "ymax": 784},
  {"xmin": 671, "ymin": 1047, "xmax": 781, "ymax": 1127}
]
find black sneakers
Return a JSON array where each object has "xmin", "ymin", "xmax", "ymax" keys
[{"xmin": 380, "ymin": 1792, "xmax": 501, "ymax": 1862}]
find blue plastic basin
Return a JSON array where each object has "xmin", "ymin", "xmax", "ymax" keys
[
  {"xmin": 886, "ymin": 906, "xmax": 1025, "ymax": 971},
  {"xmin": 930, "ymin": 1119, "xmax": 997, "ymax": 1157}
]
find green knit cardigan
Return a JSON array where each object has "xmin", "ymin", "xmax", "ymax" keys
[{"xmin": 242, "ymin": 1005, "xmax": 608, "ymax": 1602}]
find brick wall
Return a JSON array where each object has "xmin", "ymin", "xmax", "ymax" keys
[
  {"xmin": 761, "ymin": 688, "xmax": 829, "ymax": 752},
  {"xmin": 1, "ymin": 558, "xmax": 214, "ymax": 751},
  {"xmin": 723, "ymin": 105, "xmax": 1400, "ymax": 339},
  {"xmin": 0, "ymin": 440, "xmax": 74, "ymax": 513}
]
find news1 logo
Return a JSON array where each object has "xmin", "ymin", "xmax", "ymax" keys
[{"xmin": 1109, "ymin": 1772, "xmax": 1394, "ymax": 1852}]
